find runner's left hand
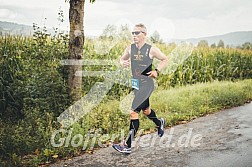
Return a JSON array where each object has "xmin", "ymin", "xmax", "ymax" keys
[{"xmin": 147, "ymin": 71, "xmax": 158, "ymax": 78}]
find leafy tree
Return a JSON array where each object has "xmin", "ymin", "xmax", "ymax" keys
[
  {"xmin": 150, "ymin": 30, "xmax": 163, "ymax": 44},
  {"xmin": 211, "ymin": 43, "xmax": 216, "ymax": 48},
  {"xmin": 197, "ymin": 40, "xmax": 209, "ymax": 48},
  {"xmin": 217, "ymin": 40, "xmax": 225, "ymax": 48},
  {"xmin": 118, "ymin": 24, "xmax": 131, "ymax": 41},
  {"xmin": 100, "ymin": 24, "xmax": 117, "ymax": 39},
  {"xmin": 242, "ymin": 42, "xmax": 252, "ymax": 50}
]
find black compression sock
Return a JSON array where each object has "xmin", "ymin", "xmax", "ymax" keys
[
  {"xmin": 126, "ymin": 119, "xmax": 139, "ymax": 148},
  {"xmin": 147, "ymin": 109, "xmax": 161, "ymax": 127}
]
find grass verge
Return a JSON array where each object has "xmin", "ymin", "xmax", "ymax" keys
[{"xmin": 2, "ymin": 79, "xmax": 252, "ymax": 166}]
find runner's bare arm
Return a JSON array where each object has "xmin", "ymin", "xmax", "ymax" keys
[
  {"xmin": 147, "ymin": 47, "xmax": 168, "ymax": 78},
  {"xmin": 120, "ymin": 45, "xmax": 131, "ymax": 68},
  {"xmin": 150, "ymin": 47, "xmax": 168, "ymax": 71}
]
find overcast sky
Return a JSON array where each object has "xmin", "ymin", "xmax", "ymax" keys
[{"xmin": 0, "ymin": 0, "xmax": 252, "ymax": 40}]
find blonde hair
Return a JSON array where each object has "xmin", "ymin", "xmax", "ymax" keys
[{"xmin": 135, "ymin": 23, "xmax": 147, "ymax": 33}]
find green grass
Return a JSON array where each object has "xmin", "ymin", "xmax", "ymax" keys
[
  {"xmin": 139, "ymin": 79, "xmax": 252, "ymax": 130},
  {"xmin": 72, "ymin": 79, "xmax": 252, "ymax": 138},
  {"xmin": 1, "ymin": 79, "xmax": 252, "ymax": 166}
]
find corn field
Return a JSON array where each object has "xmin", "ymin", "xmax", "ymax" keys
[
  {"xmin": 1, "ymin": 35, "xmax": 252, "ymax": 100},
  {"xmin": 159, "ymin": 47, "xmax": 252, "ymax": 88},
  {"xmin": 1, "ymin": 34, "xmax": 252, "ymax": 117}
]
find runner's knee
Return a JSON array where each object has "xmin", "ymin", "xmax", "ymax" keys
[
  {"xmin": 143, "ymin": 108, "xmax": 151, "ymax": 115},
  {"xmin": 130, "ymin": 111, "xmax": 139, "ymax": 119}
]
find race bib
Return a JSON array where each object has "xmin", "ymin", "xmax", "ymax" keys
[{"xmin": 131, "ymin": 78, "xmax": 139, "ymax": 90}]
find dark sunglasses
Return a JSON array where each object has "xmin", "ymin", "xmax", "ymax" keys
[{"xmin": 131, "ymin": 31, "xmax": 145, "ymax": 35}]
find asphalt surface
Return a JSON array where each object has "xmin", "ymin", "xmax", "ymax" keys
[{"xmin": 50, "ymin": 102, "xmax": 252, "ymax": 167}]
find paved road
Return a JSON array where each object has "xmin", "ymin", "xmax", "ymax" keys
[{"xmin": 51, "ymin": 102, "xmax": 252, "ymax": 167}]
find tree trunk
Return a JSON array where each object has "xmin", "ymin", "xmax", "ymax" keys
[{"xmin": 68, "ymin": 0, "xmax": 84, "ymax": 102}]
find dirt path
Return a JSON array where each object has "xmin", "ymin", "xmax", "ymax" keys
[{"xmin": 50, "ymin": 102, "xmax": 252, "ymax": 167}]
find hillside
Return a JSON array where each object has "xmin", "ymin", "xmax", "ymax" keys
[
  {"xmin": 172, "ymin": 31, "xmax": 252, "ymax": 46},
  {"xmin": 0, "ymin": 21, "xmax": 34, "ymax": 36},
  {"xmin": 1, "ymin": 21, "xmax": 251, "ymax": 46},
  {"xmin": 0, "ymin": 21, "xmax": 56, "ymax": 36}
]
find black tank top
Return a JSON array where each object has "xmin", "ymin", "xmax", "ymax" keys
[{"xmin": 131, "ymin": 43, "xmax": 153, "ymax": 84}]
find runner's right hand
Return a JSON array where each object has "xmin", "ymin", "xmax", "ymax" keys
[{"xmin": 121, "ymin": 59, "xmax": 130, "ymax": 68}]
